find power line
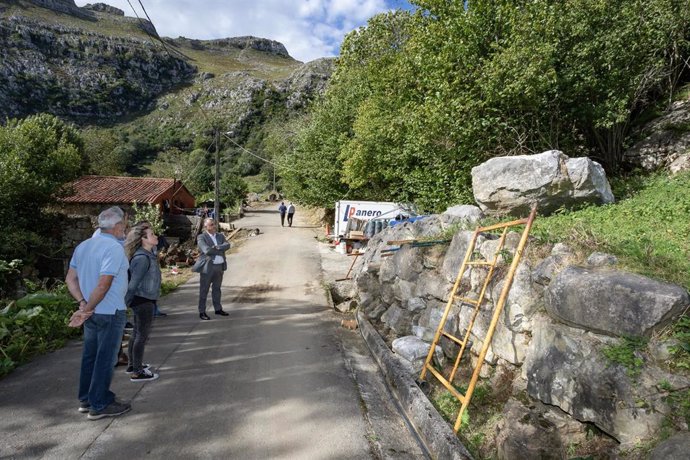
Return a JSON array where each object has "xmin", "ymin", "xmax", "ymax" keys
[
  {"xmin": 125, "ymin": 0, "xmax": 179, "ymax": 59},
  {"xmin": 186, "ymin": 137, "xmax": 218, "ymax": 178},
  {"xmin": 136, "ymin": 0, "xmax": 184, "ymax": 59},
  {"xmin": 221, "ymin": 132, "xmax": 296, "ymax": 172}
]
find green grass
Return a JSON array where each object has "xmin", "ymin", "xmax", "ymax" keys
[
  {"xmin": 601, "ymin": 336, "xmax": 648, "ymax": 378},
  {"xmin": 662, "ymin": 120, "xmax": 690, "ymax": 136},
  {"xmin": 662, "ymin": 387, "xmax": 690, "ymax": 428},
  {"xmin": 179, "ymin": 47, "xmax": 299, "ymax": 80},
  {"xmin": 668, "ymin": 316, "xmax": 690, "ymax": 371},
  {"xmin": 431, "ymin": 382, "xmax": 499, "ymax": 459},
  {"xmin": 531, "ymin": 171, "xmax": 690, "ymax": 290},
  {"xmin": 673, "ymin": 83, "xmax": 690, "ymax": 102},
  {"xmin": 159, "ymin": 266, "xmax": 194, "ymax": 296},
  {"xmin": 160, "ymin": 280, "xmax": 182, "ymax": 297}
]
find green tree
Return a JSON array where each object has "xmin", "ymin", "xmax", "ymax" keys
[
  {"xmin": 186, "ymin": 148, "xmax": 215, "ymax": 196},
  {"xmin": 219, "ymin": 174, "xmax": 248, "ymax": 209},
  {"xmin": 0, "ymin": 114, "xmax": 86, "ymax": 260},
  {"xmin": 81, "ymin": 128, "xmax": 126, "ymax": 175},
  {"xmin": 131, "ymin": 202, "xmax": 165, "ymax": 235},
  {"xmin": 147, "ymin": 147, "xmax": 214, "ymax": 197},
  {"xmin": 0, "ymin": 114, "xmax": 85, "ymax": 227},
  {"xmin": 287, "ymin": 0, "xmax": 690, "ymax": 212}
]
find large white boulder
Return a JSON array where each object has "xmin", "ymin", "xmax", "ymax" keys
[{"xmin": 471, "ymin": 150, "xmax": 614, "ymax": 216}]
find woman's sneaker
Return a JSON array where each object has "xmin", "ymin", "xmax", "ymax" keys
[
  {"xmin": 125, "ymin": 363, "xmax": 151, "ymax": 374},
  {"xmin": 130, "ymin": 368, "xmax": 159, "ymax": 382}
]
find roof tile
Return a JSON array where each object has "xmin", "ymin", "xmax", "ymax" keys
[{"xmin": 60, "ymin": 176, "xmax": 177, "ymax": 204}]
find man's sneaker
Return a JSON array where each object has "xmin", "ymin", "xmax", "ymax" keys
[
  {"xmin": 87, "ymin": 401, "xmax": 131, "ymax": 420},
  {"xmin": 78, "ymin": 401, "xmax": 90, "ymax": 413},
  {"xmin": 130, "ymin": 368, "xmax": 159, "ymax": 382},
  {"xmin": 125, "ymin": 363, "xmax": 151, "ymax": 374}
]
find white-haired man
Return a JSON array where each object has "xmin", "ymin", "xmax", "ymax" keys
[
  {"xmin": 192, "ymin": 218, "xmax": 231, "ymax": 320},
  {"xmin": 66, "ymin": 206, "xmax": 131, "ymax": 420}
]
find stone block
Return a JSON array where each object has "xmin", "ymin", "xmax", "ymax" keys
[{"xmin": 545, "ymin": 266, "xmax": 690, "ymax": 337}]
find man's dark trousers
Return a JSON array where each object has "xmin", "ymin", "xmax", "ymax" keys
[
  {"xmin": 280, "ymin": 213, "xmax": 286, "ymax": 226},
  {"xmin": 287, "ymin": 213, "xmax": 294, "ymax": 227},
  {"xmin": 198, "ymin": 263, "xmax": 224, "ymax": 313}
]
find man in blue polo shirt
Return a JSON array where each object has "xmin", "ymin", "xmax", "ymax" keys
[{"xmin": 66, "ymin": 206, "xmax": 131, "ymax": 420}]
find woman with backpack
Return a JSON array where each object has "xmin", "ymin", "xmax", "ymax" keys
[{"xmin": 123, "ymin": 222, "xmax": 161, "ymax": 382}]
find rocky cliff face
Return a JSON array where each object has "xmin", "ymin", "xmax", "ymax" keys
[
  {"xmin": 0, "ymin": 0, "xmax": 334, "ymax": 126},
  {"xmin": 624, "ymin": 97, "xmax": 690, "ymax": 173},
  {"xmin": 280, "ymin": 58, "xmax": 334, "ymax": 110},
  {"xmin": 26, "ymin": 0, "xmax": 91, "ymax": 18},
  {"xmin": 0, "ymin": 12, "xmax": 195, "ymax": 120},
  {"xmin": 172, "ymin": 36, "xmax": 291, "ymax": 58},
  {"xmin": 82, "ymin": 2, "xmax": 124, "ymax": 16}
]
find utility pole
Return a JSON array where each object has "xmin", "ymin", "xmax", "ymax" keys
[{"xmin": 214, "ymin": 129, "xmax": 220, "ymax": 226}]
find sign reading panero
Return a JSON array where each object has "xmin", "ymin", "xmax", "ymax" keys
[{"xmin": 334, "ymin": 200, "xmax": 403, "ymax": 237}]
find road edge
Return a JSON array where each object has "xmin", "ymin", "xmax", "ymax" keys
[{"xmin": 356, "ymin": 310, "xmax": 474, "ymax": 460}]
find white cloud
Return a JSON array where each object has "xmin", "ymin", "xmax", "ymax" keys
[
  {"xmin": 73, "ymin": 0, "xmax": 411, "ymax": 62},
  {"xmin": 328, "ymin": 0, "xmax": 385, "ymax": 22}
]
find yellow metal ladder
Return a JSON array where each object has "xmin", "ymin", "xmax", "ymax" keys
[{"xmin": 419, "ymin": 206, "xmax": 537, "ymax": 432}]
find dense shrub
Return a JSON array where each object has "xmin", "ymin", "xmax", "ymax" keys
[{"xmin": 0, "ymin": 292, "xmax": 81, "ymax": 377}]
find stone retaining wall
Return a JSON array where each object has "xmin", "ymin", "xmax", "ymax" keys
[{"xmin": 351, "ymin": 213, "xmax": 690, "ymax": 454}]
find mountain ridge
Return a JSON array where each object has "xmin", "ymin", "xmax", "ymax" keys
[{"xmin": 0, "ymin": 0, "xmax": 328, "ymax": 123}]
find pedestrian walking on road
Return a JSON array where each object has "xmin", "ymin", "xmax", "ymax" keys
[
  {"xmin": 192, "ymin": 218, "xmax": 231, "ymax": 320},
  {"xmin": 287, "ymin": 202, "xmax": 296, "ymax": 227},
  {"xmin": 123, "ymin": 223, "xmax": 161, "ymax": 382},
  {"xmin": 278, "ymin": 201, "xmax": 287, "ymax": 227},
  {"xmin": 66, "ymin": 206, "xmax": 132, "ymax": 420}
]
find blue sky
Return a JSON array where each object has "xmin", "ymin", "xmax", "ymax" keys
[{"xmin": 74, "ymin": 1, "xmax": 415, "ymax": 62}]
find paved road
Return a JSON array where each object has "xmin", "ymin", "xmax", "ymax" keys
[{"xmin": 0, "ymin": 204, "xmax": 425, "ymax": 459}]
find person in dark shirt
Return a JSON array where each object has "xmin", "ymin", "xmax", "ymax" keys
[{"xmin": 278, "ymin": 202, "xmax": 287, "ymax": 227}]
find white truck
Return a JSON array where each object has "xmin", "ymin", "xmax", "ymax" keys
[{"xmin": 334, "ymin": 200, "xmax": 404, "ymax": 237}]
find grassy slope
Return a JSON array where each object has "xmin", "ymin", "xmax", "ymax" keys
[{"xmin": 532, "ymin": 171, "xmax": 690, "ymax": 290}]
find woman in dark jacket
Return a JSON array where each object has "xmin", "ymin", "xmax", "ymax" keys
[{"xmin": 123, "ymin": 222, "xmax": 161, "ymax": 382}]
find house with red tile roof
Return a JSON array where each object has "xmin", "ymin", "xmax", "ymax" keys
[{"xmin": 57, "ymin": 175, "xmax": 195, "ymax": 216}]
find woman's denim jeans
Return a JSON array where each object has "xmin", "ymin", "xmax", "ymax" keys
[{"xmin": 78, "ymin": 310, "xmax": 126, "ymax": 411}]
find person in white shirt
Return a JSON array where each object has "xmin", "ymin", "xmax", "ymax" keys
[
  {"xmin": 287, "ymin": 202, "xmax": 296, "ymax": 227},
  {"xmin": 192, "ymin": 218, "xmax": 231, "ymax": 320}
]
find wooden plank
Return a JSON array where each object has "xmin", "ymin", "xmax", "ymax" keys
[{"xmin": 226, "ymin": 227, "xmax": 242, "ymax": 240}]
